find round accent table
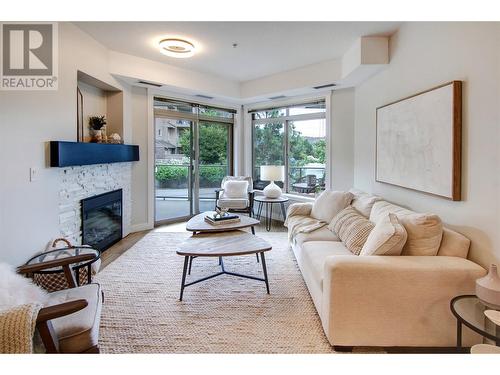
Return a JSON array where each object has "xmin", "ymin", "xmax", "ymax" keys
[
  {"xmin": 450, "ymin": 295, "xmax": 500, "ymax": 352},
  {"xmin": 254, "ymin": 195, "xmax": 289, "ymax": 231}
]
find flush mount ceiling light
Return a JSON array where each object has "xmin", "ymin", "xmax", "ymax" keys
[{"xmin": 159, "ymin": 38, "xmax": 195, "ymax": 58}]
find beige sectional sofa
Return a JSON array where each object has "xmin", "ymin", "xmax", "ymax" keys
[{"xmin": 286, "ymin": 191, "xmax": 486, "ymax": 350}]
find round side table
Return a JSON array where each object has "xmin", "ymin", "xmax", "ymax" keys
[
  {"xmin": 254, "ymin": 196, "xmax": 289, "ymax": 231},
  {"xmin": 25, "ymin": 246, "xmax": 101, "ymax": 286},
  {"xmin": 450, "ymin": 295, "xmax": 500, "ymax": 352}
]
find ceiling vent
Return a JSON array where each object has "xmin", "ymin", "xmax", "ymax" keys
[
  {"xmin": 313, "ymin": 83, "xmax": 337, "ymax": 90},
  {"xmin": 195, "ymin": 94, "xmax": 214, "ymax": 100},
  {"xmin": 268, "ymin": 95, "xmax": 286, "ymax": 100},
  {"xmin": 138, "ymin": 80, "xmax": 162, "ymax": 87}
]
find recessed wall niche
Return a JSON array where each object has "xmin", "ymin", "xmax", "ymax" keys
[{"xmin": 77, "ymin": 70, "xmax": 124, "ymax": 142}]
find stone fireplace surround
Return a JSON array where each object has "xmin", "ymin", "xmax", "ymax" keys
[{"xmin": 58, "ymin": 163, "xmax": 132, "ymax": 246}]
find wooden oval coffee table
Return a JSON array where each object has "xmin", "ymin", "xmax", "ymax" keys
[
  {"xmin": 186, "ymin": 211, "xmax": 262, "ymax": 272},
  {"xmin": 186, "ymin": 211, "xmax": 260, "ymax": 235},
  {"xmin": 177, "ymin": 230, "xmax": 272, "ymax": 301}
]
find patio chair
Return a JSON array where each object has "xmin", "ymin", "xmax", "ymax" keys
[{"xmin": 291, "ymin": 174, "xmax": 319, "ymax": 194}]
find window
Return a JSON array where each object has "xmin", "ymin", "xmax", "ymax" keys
[{"xmin": 252, "ymin": 100, "xmax": 326, "ymax": 196}]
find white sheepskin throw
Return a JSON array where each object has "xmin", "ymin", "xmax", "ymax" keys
[{"xmin": 0, "ymin": 263, "xmax": 49, "ymax": 310}]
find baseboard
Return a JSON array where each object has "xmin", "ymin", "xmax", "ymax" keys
[{"xmin": 130, "ymin": 223, "xmax": 154, "ymax": 233}]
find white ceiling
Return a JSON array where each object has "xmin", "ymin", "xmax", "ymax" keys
[{"xmin": 75, "ymin": 22, "xmax": 401, "ymax": 82}]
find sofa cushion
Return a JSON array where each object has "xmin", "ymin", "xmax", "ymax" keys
[
  {"xmin": 48, "ymin": 283, "xmax": 102, "ymax": 353},
  {"xmin": 370, "ymin": 201, "xmax": 443, "ymax": 256},
  {"xmin": 349, "ymin": 188, "xmax": 382, "ymax": 218},
  {"xmin": 360, "ymin": 213, "xmax": 407, "ymax": 256},
  {"xmin": 294, "ymin": 226, "xmax": 340, "ymax": 247},
  {"xmin": 310, "ymin": 190, "xmax": 354, "ymax": 223},
  {"xmin": 437, "ymin": 227, "xmax": 470, "ymax": 258},
  {"xmin": 301, "ymin": 241, "xmax": 354, "ymax": 289},
  {"xmin": 217, "ymin": 198, "xmax": 249, "ymax": 209},
  {"xmin": 369, "ymin": 200, "xmax": 415, "ymax": 223},
  {"xmin": 329, "ymin": 206, "xmax": 375, "ymax": 255}
]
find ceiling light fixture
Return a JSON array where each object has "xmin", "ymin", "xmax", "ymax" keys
[{"xmin": 159, "ymin": 38, "xmax": 196, "ymax": 58}]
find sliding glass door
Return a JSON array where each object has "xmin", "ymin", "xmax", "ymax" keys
[
  {"xmin": 198, "ymin": 121, "xmax": 232, "ymax": 213},
  {"xmin": 154, "ymin": 98, "xmax": 234, "ymax": 224},
  {"xmin": 154, "ymin": 115, "xmax": 194, "ymax": 222}
]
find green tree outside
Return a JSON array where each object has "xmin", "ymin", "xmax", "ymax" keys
[{"xmin": 179, "ymin": 122, "xmax": 228, "ymax": 164}]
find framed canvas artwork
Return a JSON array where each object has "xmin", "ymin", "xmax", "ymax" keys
[{"xmin": 376, "ymin": 81, "xmax": 462, "ymax": 200}]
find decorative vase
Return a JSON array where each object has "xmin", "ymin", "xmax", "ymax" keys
[
  {"xmin": 476, "ymin": 264, "xmax": 500, "ymax": 310},
  {"xmin": 263, "ymin": 181, "xmax": 282, "ymax": 199},
  {"xmin": 90, "ymin": 129, "xmax": 102, "ymax": 143}
]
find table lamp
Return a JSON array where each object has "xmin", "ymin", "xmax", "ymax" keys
[{"xmin": 260, "ymin": 165, "xmax": 284, "ymax": 198}]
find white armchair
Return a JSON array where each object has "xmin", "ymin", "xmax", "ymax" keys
[{"xmin": 215, "ymin": 176, "xmax": 255, "ymax": 216}]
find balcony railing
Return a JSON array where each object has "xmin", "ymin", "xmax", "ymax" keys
[
  {"xmin": 253, "ymin": 166, "xmax": 326, "ymax": 195},
  {"xmin": 155, "ymin": 164, "xmax": 228, "ymax": 189}
]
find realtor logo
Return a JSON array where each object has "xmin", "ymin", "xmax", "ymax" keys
[{"xmin": 1, "ymin": 22, "xmax": 58, "ymax": 90}]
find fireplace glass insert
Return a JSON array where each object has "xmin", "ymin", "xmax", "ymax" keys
[{"xmin": 81, "ymin": 189, "xmax": 123, "ymax": 251}]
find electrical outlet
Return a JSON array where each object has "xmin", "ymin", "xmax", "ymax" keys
[{"xmin": 29, "ymin": 167, "xmax": 37, "ymax": 182}]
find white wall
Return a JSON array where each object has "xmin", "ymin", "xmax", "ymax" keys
[
  {"xmin": 353, "ymin": 22, "xmax": 500, "ymax": 268},
  {"xmin": 330, "ymin": 88, "xmax": 354, "ymax": 190},
  {"xmin": 0, "ymin": 23, "xmax": 132, "ymax": 265},
  {"xmin": 130, "ymin": 86, "xmax": 150, "ymax": 230},
  {"xmin": 77, "ymin": 81, "xmax": 107, "ymax": 141}
]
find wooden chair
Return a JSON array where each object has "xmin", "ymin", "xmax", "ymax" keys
[
  {"xmin": 16, "ymin": 254, "xmax": 103, "ymax": 354},
  {"xmin": 215, "ymin": 176, "xmax": 255, "ymax": 217}
]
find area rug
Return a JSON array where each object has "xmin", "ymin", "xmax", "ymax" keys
[{"xmin": 95, "ymin": 231, "xmax": 335, "ymax": 353}]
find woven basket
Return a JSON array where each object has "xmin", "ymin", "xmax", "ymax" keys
[
  {"xmin": 33, "ymin": 268, "xmax": 90, "ymax": 292},
  {"xmin": 31, "ymin": 238, "xmax": 96, "ymax": 292}
]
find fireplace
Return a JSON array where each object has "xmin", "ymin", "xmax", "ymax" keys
[{"xmin": 81, "ymin": 189, "xmax": 123, "ymax": 251}]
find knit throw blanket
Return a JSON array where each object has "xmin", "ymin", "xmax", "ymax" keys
[
  {"xmin": 0, "ymin": 303, "xmax": 41, "ymax": 353},
  {"xmin": 285, "ymin": 216, "xmax": 327, "ymax": 241}
]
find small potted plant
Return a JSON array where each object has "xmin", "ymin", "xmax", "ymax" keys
[{"xmin": 88, "ymin": 115, "xmax": 107, "ymax": 142}]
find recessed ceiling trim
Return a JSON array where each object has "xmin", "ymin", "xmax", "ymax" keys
[
  {"xmin": 137, "ymin": 80, "xmax": 162, "ymax": 87},
  {"xmin": 269, "ymin": 95, "xmax": 286, "ymax": 100},
  {"xmin": 313, "ymin": 83, "xmax": 337, "ymax": 89},
  {"xmin": 195, "ymin": 94, "xmax": 214, "ymax": 100}
]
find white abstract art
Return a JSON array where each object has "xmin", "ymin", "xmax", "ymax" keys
[{"xmin": 376, "ymin": 81, "xmax": 461, "ymax": 200}]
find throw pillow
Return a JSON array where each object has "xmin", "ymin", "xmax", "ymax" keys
[
  {"xmin": 310, "ymin": 190, "xmax": 354, "ymax": 223},
  {"xmin": 329, "ymin": 206, "xmax": 374, "ymax": 255},
  {"xmin": 0, "ymin": 263, "xmax": 49, "ymax": 310},
  {"xmin": 223, "ymin": 180, "xmax": 248, "ymax": 199},
  {"xmin": 360, "ymin": 213, "xmax": 407, "ymax": 256},
  {"xmin": 399, "ymin": 214, "xmax": 443, "ymax": 256},
  {"xmin": 369, "ymin": 201, "xmax": 444, "ymax": 256},
  {"xmin": 349, "ymin": 188, "xmax": 382, "ymax": 218}
]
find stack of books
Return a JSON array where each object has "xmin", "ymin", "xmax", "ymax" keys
[{"xmin": 204, "ymin": 213, "xmax": 240, "ymax": 226}]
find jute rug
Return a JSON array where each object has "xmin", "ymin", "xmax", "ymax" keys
[{"xmin": 95, "ymin": 231, "xmax": 335, "ymax": 353}]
